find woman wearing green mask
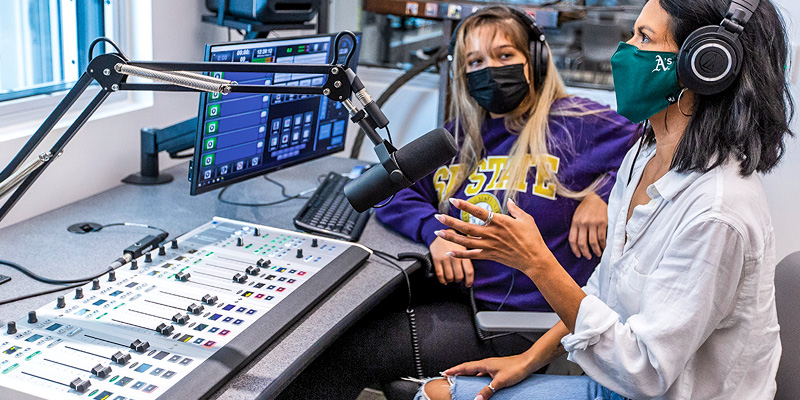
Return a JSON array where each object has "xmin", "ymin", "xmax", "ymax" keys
[{"xmin": 418, "ymin": 0, "xmax": 793, "ymax": 399}]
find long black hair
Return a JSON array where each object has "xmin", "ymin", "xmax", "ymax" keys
[{"xmin": 654, "ymin": 0, "xmax": 794, "ymax": 175}]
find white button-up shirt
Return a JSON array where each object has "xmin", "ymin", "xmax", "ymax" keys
[{"xmin": 561, "ymin": 144, "xmax": 781, "ymax": 399}]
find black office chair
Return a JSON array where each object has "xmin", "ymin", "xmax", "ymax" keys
[{"xmin": 775, "ymin": 251, "xmax": 800, "ymax": 400}]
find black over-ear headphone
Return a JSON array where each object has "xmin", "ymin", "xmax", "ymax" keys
[
  {"xmin": 677, "ymin": 0, "xmax": 760, "ymax": 95},
  {"xmin": 447, "ymin": 7, "xmax": 549, "ymax": 88}
]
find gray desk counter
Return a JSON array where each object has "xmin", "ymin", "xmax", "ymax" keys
[{"xmin": 0, "ymin": 156, "xmax": 427, "ymax": 399}]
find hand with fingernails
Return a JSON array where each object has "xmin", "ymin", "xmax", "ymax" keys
[
  {"xmin": 434, "ymin": 198, "xmax": 557, "ymax": 275},
  {"xmin": 434, "ymin": 197, "xmax": 586, "ymax": 333},
  {"xmin": 442, "ymin": 352, "xmax": 541, "ymax": 400},
  {"xmin": 568, "ymin": 192, "xmax": 608, "ymax": 260},
  {"xmin": 430, "ymin": 234, "xmax": 475, "ymax": 287}
]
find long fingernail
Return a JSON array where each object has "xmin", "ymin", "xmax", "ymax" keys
[
  {"xmin": 449, "ymin": 198, "xmax": 458, "ymax": 206},
  {"xmin": 508, "ymin": 198, "xmax": 516, "ymax": 206},
  {"xmin": 435, "ymin": 230, "xmax": 445, "ymax": 238},
  {"xmin": 434, "ymin": 214, "xmax": 444, "ymax": 222},
  {"xmin": 474, "ymin": 395, "xmax": 484, "ymax": 400},
  {"xmin": 445, "ymin": 251, "xmax": 455, "ymax": 257}
]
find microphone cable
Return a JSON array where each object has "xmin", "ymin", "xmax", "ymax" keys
[
  {"xmin": 88, "ymin": 37, "xmax": 129, "ymax": 62},
  {"xmin": 0, "ymin": 254, "xmax": 132, "ymax": 306},
  {"xmin": 371, "ymin": 249, "xmax": 433, "ymax": 380},
  {"xmin": 0, "ymin": 282, "xmax": 85, "ymax": 307},
  {"xmin": 217, "ymin": 174, "xmax": 320, "ymax": 207},
  {"xmin": 0, "ymin": 222, "xmax": 169, "ymax": 304},
  {"xmin": 0, "ymin": 259, "xmax": 115, "ymax": 286},
  {"xmin": 87, "ymin": 222, "xmax": 167, "ymax": 235}
]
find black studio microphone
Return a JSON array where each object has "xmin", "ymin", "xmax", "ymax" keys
[{"xmin": 344, "ymin": 127, "xmax": 457, "ymax": 213}]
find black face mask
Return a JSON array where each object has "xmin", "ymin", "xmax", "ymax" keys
[{"xmin": 466, "ymin": 63, "xmax": 530, "ymax": 115}]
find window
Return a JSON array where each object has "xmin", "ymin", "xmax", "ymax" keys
[
  {"xmin": 358, "ymin": 0, "xmax": 645, "ymax": 90},
  {"xmin": 0, "ymin": 0, "xmax": 108, "ymax": 102}
]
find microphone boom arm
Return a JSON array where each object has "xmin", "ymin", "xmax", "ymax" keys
[{"xmin": 0, "ymin": 32, "xmax": 396, "ymax": 224}]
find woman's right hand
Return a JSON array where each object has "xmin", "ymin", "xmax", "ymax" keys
[
  {"xmin": 444, "ymin": 353, "xmax": 539, "ymax": 400},
  {"xmin": 430, "ymin": 233, "xmax": 474, "ymax": 287}
]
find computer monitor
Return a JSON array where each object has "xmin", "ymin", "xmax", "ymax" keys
[{"xmin": 190, "ymin": 32, "xmax": 360, "ymax": 195}]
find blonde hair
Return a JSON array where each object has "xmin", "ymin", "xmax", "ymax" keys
[{"xmin": 441, "ymin": 6, "xmax": 607, "ymax": 213}]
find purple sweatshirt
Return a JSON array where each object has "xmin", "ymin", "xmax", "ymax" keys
[{"xmin": 375, "ymin": 97, "xmax": 637, "ymax": 311}]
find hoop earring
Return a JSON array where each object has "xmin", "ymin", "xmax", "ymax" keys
[{"xmin": 678, "ymin": 88, "xmax": 693, "ymax": 117}]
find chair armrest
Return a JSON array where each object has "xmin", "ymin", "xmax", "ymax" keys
[{"xmin": 476, "ymin": 311, "xmax": 561, "ymax": 333}]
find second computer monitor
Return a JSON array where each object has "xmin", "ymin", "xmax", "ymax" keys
[{"xmin": 190, "ymin": 33, "xmax": 360, "ymax": 195}]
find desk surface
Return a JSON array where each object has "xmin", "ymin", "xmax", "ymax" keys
[{"xmin": 0, "ymin": 156, "xmax": 427, "ymax": 399}]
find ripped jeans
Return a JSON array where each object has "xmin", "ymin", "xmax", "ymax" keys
[{"xmin": 415, "ymin": 375, "xmax": 626, "ymax": 400}]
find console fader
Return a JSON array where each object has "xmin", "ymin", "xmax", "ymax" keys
[{"xmin": 0, "ymin": 217, "xmax": 371, "ymax": 399}]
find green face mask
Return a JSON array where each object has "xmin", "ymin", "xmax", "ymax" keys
[{"xmin": 611, "ymin": 42, "xmax": 682, "ymax": 123}]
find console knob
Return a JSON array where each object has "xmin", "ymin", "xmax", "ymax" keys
[
  {"xmin": 27, "ymin": 311, "xmax": 37, "ymax": 324},
  {"xmin": 296, "ymin": 249, "xmax": 303, "ymax": 258},
  {"xmin": 91, "ymin": 364, "xmax": 112, "ymax": 378},
  {"xmin": 311, "ymin": 238, "xmax": 318, "ymax": 247},
  {"xmin": 7, "ymin": 321, "xmax": 16, "ymax": 334},
  {"xmin": 246, "ymin": 266, "xmax": 261, "ymax": 276},
  {"xmin": 254, "ymin": 228, "xmax": 261, "ymax": 236},
  {"xmin": 236, "ymin": 237, "xmax": 244, "ymax": 247},
  {"xmin": 201, "ymin": 294, "xmax": 218, "ymax": 305},
  {"xmin": 171, "ymin": 313, "xmax": 189, "ymax": 325},
  {"xmin": 92, "ymin": 279, "xmax": 101, "ymax": 290},
  {"xmin": 111, "ymin": 351, "xmax": 131, "ymax": 365},
  {"xmin": 187, "ymin": 303, "xmax": 204, "ymax": 315},
  {"xmin": 70, "ymin": 378, "xmax": 91, "ymax": 393},
  {"xmin": 171, "ymin": 239, "xmax": 179, "ymax": 249},
  {"xmin": 108, "ymin": 270, "xmax": 116, "ymax": 282},
  {"xmin": 130, "ymin": 339, "xmax": 150, "ymax": 353},
  {"xmin": 144, "ymin": 253, "xmax": 153, "ymax": 263},
  {"xmin": 155, "ymin": 322, "xmax": 174, "ymax": 335},
  {"xmin": 130, "ymin": 260, "xmax": 138, "ymax": 270},
  {"xmin": 175, "ymin": 272, "xmax": 191, "ymax": 282},
  {"xmin": 75, "ymin": 287, "xmax": 84, "ymax": 299},
  {"xmin": 57, "ymin": 296, "xmax": 66, "ymax": 309},
  {"xmin": 158, "ymin": 245, "xmax": 166, "ymax": 256},
  {"xmin": 232, "ymin": 273, "xmax": 248, "ymax": 283},
  {"xmin": 256, "ymin": 258, "xmax": 271, "ymax": 267}
]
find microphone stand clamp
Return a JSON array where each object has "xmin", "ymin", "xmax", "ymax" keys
[{"xmin": 374, "ymin": 140, "xmax": 412, "ymax": 187}]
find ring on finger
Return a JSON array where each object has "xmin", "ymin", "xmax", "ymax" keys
[
  {"xmin": 483, "ymin": 210, "xmax": 494, "ymax": 227},
  {"xmin": 488, "ymin": 383, "xmax": 496, "ymax": 393}
]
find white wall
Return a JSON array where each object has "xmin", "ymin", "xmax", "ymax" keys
[
  {"xmin": 344, "ymin": 67, "xmax": 440, "ymax": 162},
  {"xmin": 762, "ymin": 0, "xmax": 800, "ymax": 260},
  {"xmin": 0, "ymin": 1, "xmax": 237, "ymax": 229}
]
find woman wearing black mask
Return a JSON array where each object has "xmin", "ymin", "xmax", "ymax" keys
[
  {"xmin": 278, "ymin": 6, "xmax": 636, "ymax": 400},
  {"xmin": 376, "ymin": 6, "xmax": 636, "ymax": 308}
]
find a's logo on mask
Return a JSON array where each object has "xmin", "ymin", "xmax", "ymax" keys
[{"xmin": 652, "ymin": 55, "xmax": 673, "ymax": 73}]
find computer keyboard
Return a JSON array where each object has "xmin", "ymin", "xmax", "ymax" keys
[{"xmin": 293, "ymin": 172, "xmax": 372, "ymax": 241}]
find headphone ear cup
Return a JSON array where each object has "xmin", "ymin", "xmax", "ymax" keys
[
  {"xmin": 537, "ymin": 40, "xmax": 549, "ymax": 87},
  {"xmin": 678, "ymin": 26, "xmax": 743, "ymax": 95},
  {"xmin": 530, "ymin": 40, "xmax": 544, "ymax": 87},
  {"xmin": 527, "ymin": 28, "xmax": 548, "ymax": 88}
]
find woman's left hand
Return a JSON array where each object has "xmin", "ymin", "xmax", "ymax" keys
[
  {"xmin": 568, "ymin": 192, "xmax": 609, "ymax": 260},
  {"xmin": 433, "ymin": 198, "xmax": 555, "ymax": 274}
]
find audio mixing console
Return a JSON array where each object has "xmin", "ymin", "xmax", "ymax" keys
[{"xmin": 0, "ymin": 217, "xmax": 371, "ymax": 399}]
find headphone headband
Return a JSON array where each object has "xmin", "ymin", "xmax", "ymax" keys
[
  {"xmin": 447, "ymin": 6, "xmax": 548, "ymax": 88},
  {"xmin": 727, "ymin": 0, "xmax": 760, "ymax": 25}
]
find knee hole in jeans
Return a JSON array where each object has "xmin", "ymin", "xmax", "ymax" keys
[{"xmin": 422, "ymin": 377, "xmax": 453, "ymax": 400}]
